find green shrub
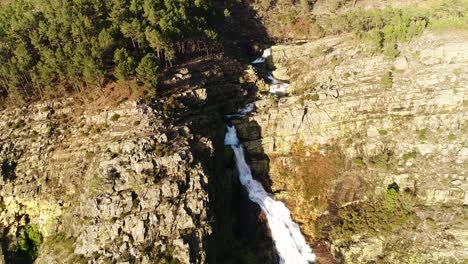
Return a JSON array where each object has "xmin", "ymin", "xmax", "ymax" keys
[
  {"xmin": 381, "ymin": 71, "xmax": 393, "ymax": 89},
  {"xmin": 309, "ymin": 22, "xmax": 325, "ymax": 38},
  {"xmin": 110, "ymin": 113, "xmax": 121, "ymax": 121},
  {"xmin": 320, "ymin": 0, "xmax": 466, "ymax": 57},
  {"xmin": 365, "ymin": 29, "xmax": 384, "ymax": 52},
  {"xmin": 378, "ymin": 129, "xmax": 388, "ymax": 136},
  {"xmin": 383, "ymin": 43, "xmax": 400, "ymax": 59},
  {"xmin": 331, "ymin": 188, "xmax": 416, "ymax": 242},
  {"xmin": 352, "ymin": 157, "xmax": 367, "ymax": 169},
  {"xmin": 417, "ymin": 128, "xmax": 428, "ymax": 141},
  {"xmin": 304, "ymin": 93, "xmax": 320, "ymax": 101},
  {"xmin": 402, "ymin": 150, "xmax": 418, "ymax": 161},
  {"xmin": 17, "ymin": 224, "xmax": 43, "ymax": 260},
  {"xmin": 370, "ymin": 150, "xmax": 396, "ymax": 170},
  {"xmin": 448, "ymin": 134, "xmax": 457, "ymax": 141}
]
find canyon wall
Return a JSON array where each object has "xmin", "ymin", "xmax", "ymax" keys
[
  {"xmin": 235, "ymin": 31, "xmax": 467, "ymax": 262},
  {"xmin": 0, "ymin": 100, "xmax": 213, "ymax": 263}
]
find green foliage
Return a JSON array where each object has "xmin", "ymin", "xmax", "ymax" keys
[
  {"xmin": 114, "ymin": 48, "xmax": 136, "ymax": 81},
  {"xmin": 381, "ymin": 71, "xmax": 393, "ymax": 89},
  {"xmin": 362, "ymin": 29, "xmax": 384, "ymax": 52},
  {"xmin": 378, "ymin": 129, "xmax": 388, "ymax": 136},
  {"xmin": 417, "ymin": 128, "xmax": 428, "ymax": 141},
  {"xmin": 309, "ymin": 22, "xmax": 325, "ymax": 38},
  {"xmin": 321, "ymin": 1, "xmax": 465, "ymax": 36},
  {"xmin": 383, "ymin": 43, "xmax": 400, "ymax": 60},
  {"xmin": 402, "ymin": 150, "xmax": 418, "ymax": 161},
  {"xmin": 428, "ymin": 0, "xmax": 468, "ymax": 31},
  {"xmin": 370, "ymin": 150, "xmax": 396, "ymax": 171},
  {"xmin": 110, "ymin": 113, "xmax": 121, "ymax": 121},
  {"xmin": 17, "ymin": 224, "xmax": 43, "ymax": 260},
  {"xmin": 448, "ymin": 134, "xmax": 457, "ymax": 141},
  {"xmin": 352, "ymin": 157, "xmax": 367, "ymax": 169},
  {"xmin": 302, "ymin": 93, "xmax": 319, "ymax": 102},
  {"xmin": 331, "ymin": 189, "xmax": 416, "ymax": 242},
  {"xmin": 223, "ymin": 8, "xmax": 231, "ymax": 18},
  {"xmin": 136, "ymin": 53, "xmax": 159, "ymax": 89},
  {"xmin": 0, "ymin": 0, "xmax": 217, "ymax": 103},
  {"xmin": 321, "ymin": 1, "xmax": 466, "ymax": 58}
]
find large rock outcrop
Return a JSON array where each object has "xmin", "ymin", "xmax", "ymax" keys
[
  {"xmin": 235, "ymin": 31, "xmax": 468, "ymax": 263},
  {"xmin": 0, "ymin": 100, "xmax": 212, "ymax": 263}
]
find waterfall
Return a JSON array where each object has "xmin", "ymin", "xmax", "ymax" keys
[
  {"xmin": 224, "ymin": 123, "xmax": 316, "ymax": 264},
  {"xmin": 252, "ymin": 48, "xmax": 289, "ymax": 95},
  {"xmin": 223, "ymin": 48, "xmax": 315, "ymax": 263}
]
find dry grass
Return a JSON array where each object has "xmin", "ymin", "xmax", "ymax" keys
[{"xmin": 271, "ymin": 141, "xmax": 341, "ymax": 238}]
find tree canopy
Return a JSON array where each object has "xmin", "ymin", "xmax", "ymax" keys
[{"xmin": 0, "ymin": 0, "xmax": 217, "ymax": 103}]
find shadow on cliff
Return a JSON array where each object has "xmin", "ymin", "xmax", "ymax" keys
[{"xmin": 156, "ymin": 0, "xmax": 282, "ymax": 263}]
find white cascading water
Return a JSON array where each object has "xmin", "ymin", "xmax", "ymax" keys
[
  {"xmin": 252, "ymin": 47, "xmax": 288, "ymax": 95},
  {"xmin": 224, "ymin": 124, "xmax": 316, "ymax": 264},
  {"xmin": 223, "ymin": 49, "xmax": 315, "ymax": 263},
  {"xmin": 224, "ymin": 104, "xmax": 316, "ymax": 263}
]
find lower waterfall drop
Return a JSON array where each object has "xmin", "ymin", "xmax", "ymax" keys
[{"xmin": 224, "ymin": 117, "xmax": 316, "ymax": 264}]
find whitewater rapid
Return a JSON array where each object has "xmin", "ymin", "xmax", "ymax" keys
[
  {"xmin": 252, "ymin": 47, "xmax": 289, "ymax": 95},
  {"xmin": 224, "ymin": 106, "xmax": 316, "ymax": 264}
]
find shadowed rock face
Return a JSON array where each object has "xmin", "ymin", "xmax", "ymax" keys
[
  {"xmin": 234, "ymin": 31, "xmax": 468, "ymax": 263},
  {"xmin": 0, "ymin": 100, "xmax": 212, "ymax": 263}
]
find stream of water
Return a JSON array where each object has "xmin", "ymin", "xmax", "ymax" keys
[
  {"xmin": 223, "ymin": 49, "xmax": 316, "ymax": 263},
  {"xmin": 224, "ymin": 123, "xmax": 316, "ymax": 264}
]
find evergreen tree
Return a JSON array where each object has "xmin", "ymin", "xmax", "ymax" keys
[
  {"xmin": 0, "ymin": 0, "xmax": 217, "ymax": 103},
  {"xmin": 114, "ymin": 48, "xmax": 136, "ymax": 81},
  {"xmin": 136, "ymin": 53, "xmax": 159, "ymax": 88}
]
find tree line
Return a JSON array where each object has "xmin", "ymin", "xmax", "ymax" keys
[{"xmin": 0, "ymin": 0, "xmax": 218, "ymax": 104}]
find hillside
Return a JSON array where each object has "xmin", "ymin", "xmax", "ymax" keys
[{"xmin": 0, "ymin": 0, "xmax": 467, "ymax": 263}]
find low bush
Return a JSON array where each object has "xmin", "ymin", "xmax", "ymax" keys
[
  {"xmin": 381, "ymin": 71, "xmax": 393, "ymax": 89},
  {"xmin": 320, "ymin": 0, "xmax": 466, "ymax": 57},
  {"xmin": 331, "ymin": 188, "xmax": 416, "ymax": 242},
  {"xmin": 110, "ymin": 113, "xmax": 121, "ymax": 121},
  {"xmin": 402, "ymin": 150, "xmax": 418, "ymax": 161},
  {"xmin": 17, "ymin": 224, "xmax": 43, "ymax": 260}
]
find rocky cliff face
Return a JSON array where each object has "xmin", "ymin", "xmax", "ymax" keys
[
  {"xmin": 0, "ymin": 11, "xmax": 466, "ymax": 264},
  {"xmin": 235, "ymin": 31, "xmax": 467, "ymax": 263},
  {"xmin": 0, "ymin": 100, "xmax": 212, "ymax": 263}
]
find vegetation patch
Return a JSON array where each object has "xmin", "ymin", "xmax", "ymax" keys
[
  {"xmin": 330, "ymin": 188, "xmax": 417, "ymax": 243},
  {"xmin": 303, "ymin": 93, "xmax": 320, "ymax": 102},
  {"xmin": 316, "ymin": 0, "xmax": 467, "ymax": 57},
  {"xmin": 352, "ymin": 157, "xmax": 367, "ymax": 169},
  {"xmin": 378, "ymin": 129, "xmax": 388, "ymax": 136},
  {"xmin": 402, "ymin": 150, "xmax": 418, "ymax": 161},
  {"xmin": 417, "ymin": 128, "xmax": 428, "ymax": 141},
  {"xmin": 448, "ymin": 134, "xmax": 457, "ymax": 141},
  {"xmin": 110, "ymin": 113, "xmax": 121, "ymax": 122},
  {"xmin": 381, "ymin": 71, "xmax": 393, "ymax": 89},
  {"xmin": 0, "ymin": 0, "xmax": 217, "ymax": 104},
  {"xmin": 16, "ymin": 224, "xmax": 43, "ymax": 261},
  {"xmin": 271, "ymin": 141, "xmax": 342, "ymax": 237},
  {"xmin": 370, "ymin": 150, "xmax": 397, "ymax": 171}
]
